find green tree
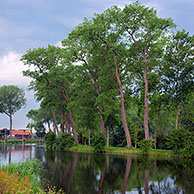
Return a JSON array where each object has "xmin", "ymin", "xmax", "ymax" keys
[
  {"xmin": 117, "ymin": 2, "xmax": 174, "ymax": 139},
  {"xmin": 162, "ymin": 30, "xmax": 194, "ymax": 129},
  {"xmin": 0, "ymin": 85, "xmax": 26, "ymax": 137}
]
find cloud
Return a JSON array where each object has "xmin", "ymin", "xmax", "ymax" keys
[{"xmin": 0, "ymin": 51, "xmax": 30, "ymax": 86}]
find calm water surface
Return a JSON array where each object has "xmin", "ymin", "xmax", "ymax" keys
[{"xmin": 0, "ymin": 144, "xmax": 193, "ymax": 194}]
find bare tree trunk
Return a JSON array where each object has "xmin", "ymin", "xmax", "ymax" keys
[
  {"xmin": 69, "ymin": 111, "xmax": 78, "ymax": 144},
  {"xmin": 176, "ymin": 105, "xmax": 179, "ymax": 129},
  {"xmin": 130, "ymin": 34, "xmax": 149, "ymax": 140},
  {"xmin": 62, "ymin": 110, "xmax": 70, "ymax": 133},
  {"xmin": 9, "ymin": 114, "xmax": 12, "ymax": 139},
  {"xmin": 112, "ymin": 50, "xmax": 131, "ymax": 148},
  {"xmin": 122, "ymin": 157, "xmax": 132, "ymax": 194},
  {"xmin": 144, "ymin": 65, "xmax": 149, "ymax": 140},
  {"xmin": 50, "ymin": 107, "xmax": 59, "ymax": 135}
]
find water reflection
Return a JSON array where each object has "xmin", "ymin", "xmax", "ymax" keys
[{"xmin": 0, "ymin": 145, "xmax": 193, "ymax": 194}]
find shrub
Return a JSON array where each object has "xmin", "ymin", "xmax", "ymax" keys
[
  {"xmin": 181, "ymin": 131, "xmax": 194, "ymax": 158},
  {"xmin": 44, "ymin": 131, "xmax": 56, "ymax": 149},
  {"xmin": 91, "ymin": 132, "xmax": 106, "ymax": 153},
  {"xmin": 166, "ymin": 129, "xmax": 194, "ymax": 157},
  {"xmin": 56, "ymin": 133, "xmax": 74, "ymax": 149},
  {"xmin": 0, "ymin": 171, "xmax": 32, "ymax": 194},
  {"xmin": 166, "ymin": 129, "xmax": 186, "ymax": 155},
  {"xmin": 0, "ymin": 159, "xmax": 44, "ymax": 193},
  {"xmin": 138, "ymin": 139, "xmax": 153, "ymax": 155}
]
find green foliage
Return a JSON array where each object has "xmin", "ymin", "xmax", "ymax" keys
[
  {"xmin": 166, "ymin": 129, "xmax": 194, "ymax": 157},
  {"xmin": 166, "ymin": 129, "xmax": 186, "ymax": 154},
  {"xmin": 0, "ymin": 159, "xmax": 44, "ymax": 193},
  {"xmin": 181, "ymin": 132, "xmax": 194, "ymax": 158},
  {"xmin": 0, "ymin": 85, "xmax": 26, "ymax": 115},
  {"xmin": 44, "ymin": 131, "xmax": 56, "ymax": 149},
  {"xmin": 109, "ymin": 124, "xmax": 126, "ymax": 147},
  {"xmin": 56, "ymin": 133, "xmax": 74, "ymax": 149},
  {"xmin": 137, "ymin": 139, "xmax": 153, "ymax": 155},
  {"xmin": 91, "ymin": 132, "xmax": 106, "ymax": 153},
  {"xmin": 156, "ymin": 133, "xmax": 168, "ymax": 150}
]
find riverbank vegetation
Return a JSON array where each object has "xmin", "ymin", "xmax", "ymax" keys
[
  {"xmin": 0, "ymin": 139, "xmax": 42, "ymax": 144},
  {"xmin": 21, "ymin": 2, "xmax": 194, "ymax": 157},
  {"xmin": 0, "ymin": 159, "xmax": 63, "ymax": 193}
]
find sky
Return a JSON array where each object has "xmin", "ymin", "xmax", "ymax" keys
[{"xmin": 0, "ymin": 0, "xmax": 194, "ymax": 129}]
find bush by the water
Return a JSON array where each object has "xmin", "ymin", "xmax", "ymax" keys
[
  {"xmin": 55, "ymin": 133, "xmax": 74, "ymax": 149},
  {"xmin": 166, "ymin": 129, "xmax": 194, "ymax": 157},
  {"xmin": 45, "ymin": 131, "xmax": 74, "ymax": 150},
  {"xmin": 137, "ymin": 139, "xmax": 153, "ymax": 155},
  {"xmin": 91, "ymin": 132, "xmax": 106, "ymax": 153},
  {"xmin": 0, "ymin": 159, "xmax": 43, "ymax": 193},
  {"xmin": 44, "ymin": 131, "xmax": 56, "ymax": 149}
]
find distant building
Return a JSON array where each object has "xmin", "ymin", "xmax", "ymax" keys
[
  {"xmin": 11, "ymin": 130, "xmax": 31, "ymax": 139},
  {"xmin": 0, "ymin": 129, "xmax": 31, "ymax": 139}
]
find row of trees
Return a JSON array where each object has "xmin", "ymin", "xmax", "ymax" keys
[{"xmin": 23, "ymin": 2, "xmax": 194, "ymax": 149}]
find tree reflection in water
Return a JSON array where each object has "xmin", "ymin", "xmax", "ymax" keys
[{"xmin": 0, "ymin": 145, "xmax": 194, "ymax": 194}]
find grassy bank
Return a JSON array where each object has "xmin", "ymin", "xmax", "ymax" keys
[
  {"xmin": 0, "ymin": 139, "xmax": 42, "ymax": 144},
  {"xmin": 0, "ymin": 159, "xmax": 62, "ymax": 194},
  {"xmin": 67, "ymin": 144, "xmax": 175, "ymax": 158}
]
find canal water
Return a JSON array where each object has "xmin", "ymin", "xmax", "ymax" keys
[{"xmin": 0, "ymin": 144, "xmax": 193, "ymax": 194}]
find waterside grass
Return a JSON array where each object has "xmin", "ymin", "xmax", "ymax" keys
[
  {"xmin": 0, "ymin": 139, "xmax": 42, "ymax": 144},
  {"xmin": 67, "ymin": 144, "xmax": 175, "ymax": 158},
  {"xmin": 0, "ymin": 159, "xmax": 63, "ymax": 194}
]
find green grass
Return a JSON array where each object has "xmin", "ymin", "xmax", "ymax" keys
[
  {"xmin": 0, "ymin": 139, "xmax": 42, "ymax": 144},
  {"xmin": 64, "ymin": 144, "xmax": 175, "ymax": 158},
  {"xmin": 0, "ymin": 159, "xmax": 63, "ymax": 193},
  {"xmin": 0, "ymin": 159, "xmax": 44, "ymax": 193}
]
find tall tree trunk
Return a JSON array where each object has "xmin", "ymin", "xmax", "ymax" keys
[
  {"xmin": 62, "ymin": 110, "xmax": 70, "ymax": 133},
  {"xmin": 176, "ymin": 104, "xmax": 179, "ymax": 129},
  {"xmin": 131, "ymin": 34, "xmax": 149, "ymax": 140},
  {"xmin": 58, "ymin": 84, "xmax": 78, "ymax": 143},
  {"xmin": 112, "ymin": 50, "xmax": 131, "ymax": 148},
  {"xmin": 122, "ymin": 157, "xmax": 132, "ymax": 194},
  {"xmin": 69, "ymin": 111, "xmax": 79, "ymax": 144},
  {"xmin": 50, "ymin": 107, "xmax": 59, "ymax": 135},
  {"xmin": 144, "ymin": 64, "xmax": 149, "ymax": 140},
  {"xmin": 9, "ymin": 113, "xmax": 12, "ymax": 139}
]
